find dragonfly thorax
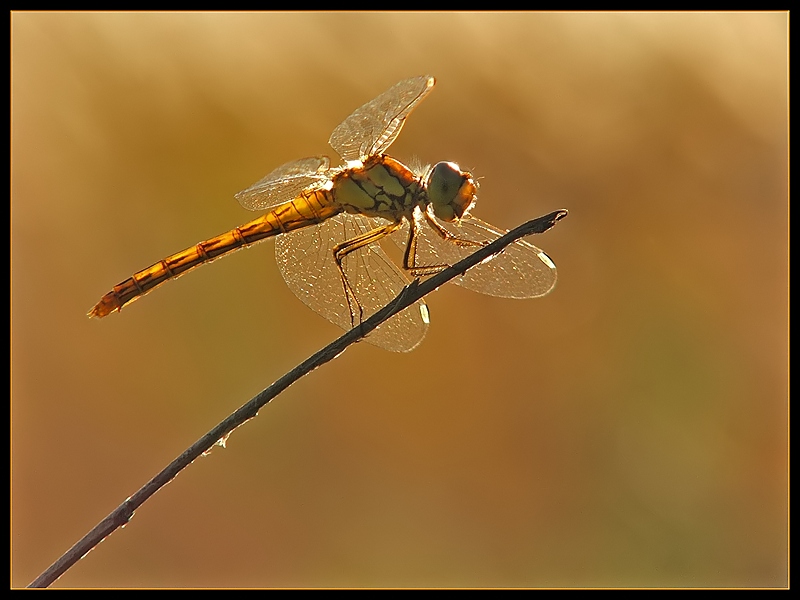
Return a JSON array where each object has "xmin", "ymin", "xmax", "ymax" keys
[
  {"xmin": 426, "ymin": 161, "xmax": 477, "ymax": 222},
  {"xmin": 332, "ymin": 155, "xmax": 425, "ymax": 220}
]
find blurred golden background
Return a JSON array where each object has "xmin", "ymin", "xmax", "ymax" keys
[{"xmin": 11, "ymin": 12, "xmax": 787, "ymax": 588}]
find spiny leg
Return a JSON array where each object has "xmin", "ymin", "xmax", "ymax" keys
[
  {"xmin": 403, "ymin": 211, "xmax": 488, "ymax": 277},
  {"xmin": 333, "ymin": 220, "xmax": 404, "ymax": 328}
]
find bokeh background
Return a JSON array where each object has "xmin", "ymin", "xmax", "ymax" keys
[{"xmin": 11, "ymin": 12, "xmax": 787, "ymax": 588}]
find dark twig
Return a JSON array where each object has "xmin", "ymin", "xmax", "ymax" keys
[{"xmin": 28, "ymin": 209, "xmax": 568, "ymax": 588}]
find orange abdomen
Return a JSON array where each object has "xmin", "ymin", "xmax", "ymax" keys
[{"xmin": 88, "ymin": 190, "xmax": 341, "ymax": 318}]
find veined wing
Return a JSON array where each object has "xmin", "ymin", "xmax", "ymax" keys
[
  {"xmin": 235, "ymin": 156, "xmax": 332, "ymax": 211},
  {"xmin": 329, "ymin": 76, "xmax": 436, "ymax": 163},
  {"xmin": 274, "ymin": 214, "xmax": 429, "ymax": 353},
  {"xmin": 393, "ymin": 212, "xmax": 558, "ymax": 299}
]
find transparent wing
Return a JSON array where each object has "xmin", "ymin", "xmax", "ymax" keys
[
  {"xmin": 275, "ymin": 214, "xmax": 429, "ymax": 353},
  {"xmin": 235, "ymin": 156, "xmax": 332, "ymax": 211},
  {"xmin": 390, "ymin": 213, "xmax": 558, "ymax": 298},
  {"xmin": 329, "ymin": 76, "xmax": 436, "ymax": 163}
]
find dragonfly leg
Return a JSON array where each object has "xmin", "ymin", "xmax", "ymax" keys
[
  {"xmin": 333, "ymin": 220, "xmax": 404, "ymax": 328},
  {"xmin": 424, "ymin": 210, "xmax": 487, "ymax": 247},
  {"xmin": 403, "ymin": 211, "xmax": 488, "ymax": 277}
]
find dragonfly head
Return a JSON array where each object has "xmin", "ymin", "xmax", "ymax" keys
[{"xmin": 426, "ymin": 161, "xmax": 477, "ymax": 222}]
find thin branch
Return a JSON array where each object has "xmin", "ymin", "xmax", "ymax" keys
[{"xmin": 28, "ymin": 209, "xmax": 568, "ymax": 588}]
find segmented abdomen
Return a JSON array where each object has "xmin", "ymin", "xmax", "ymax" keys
[{"xmin": 88, "ymin": 190, "xmax": 341, "ymax": 318}]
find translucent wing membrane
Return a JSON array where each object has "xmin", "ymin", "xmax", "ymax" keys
[
  {"xmin": 329, "ymin": 76, "xmax": 436, "ymax": 163},
  {"xmin": 275, "ymin": 214, "xmax": 429, "ymax": 353},
  {"xmin": 235, "ymin": 156, "xmax": 331, "ymax": 211},
  {"xmin": 392, "ymin": 213, "xmax": 558, "ymax": 299}
]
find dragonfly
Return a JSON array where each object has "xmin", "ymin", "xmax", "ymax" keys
[{"xmin": 88, "ymin": 76, "xmax": 558, "ymax": 352}]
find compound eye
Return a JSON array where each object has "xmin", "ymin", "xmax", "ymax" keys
[{"xmin": 427, "ymin": 162, "xmax": 476, "ymax": 222}]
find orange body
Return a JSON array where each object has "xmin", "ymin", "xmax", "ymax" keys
[{"xmin": 88, "ymin": 189, "xmax": 341, "ymax": 318}]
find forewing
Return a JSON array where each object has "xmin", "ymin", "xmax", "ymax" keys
[
  {"xmin": 274, "ymin": 214, "xmax": 429, "ymax": 353},
  {"xmin": 329, "ymin": 76, "xmax": 436, "ymax": 162},
  {"xmin": 398, "ymin": 214, "xmax": 558, "ymax": 298},
  {"xmin": 235, "ymin": 156, "xmax": 331, "ymax": 211}
]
